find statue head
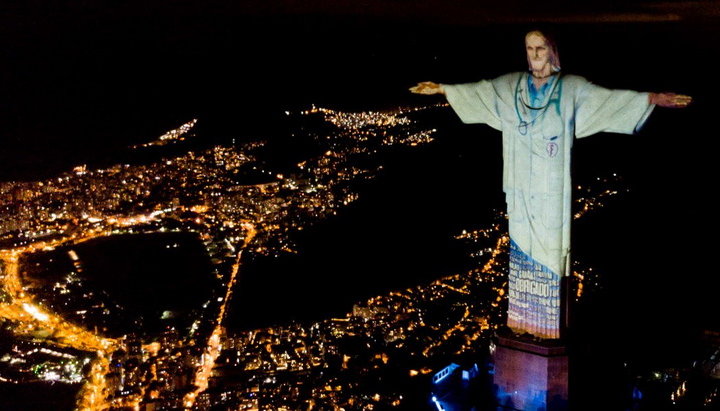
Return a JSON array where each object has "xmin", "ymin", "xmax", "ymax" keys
[{"xmin": 525, "ymin": 30, "xmax": 561, "ymax": 75}]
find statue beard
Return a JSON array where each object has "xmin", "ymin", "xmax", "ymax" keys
[
  {"xmin": 530, "ymin": 61, "xmax": 553, "ymax": 78},
  {"xmin": 528, "ymin": 52, "xmax": 560, "ymax": 76}
]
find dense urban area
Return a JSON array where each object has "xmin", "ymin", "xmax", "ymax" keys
[{"xmin": 0, "ymin": 104, "xmax": 717, "ymax": 410}]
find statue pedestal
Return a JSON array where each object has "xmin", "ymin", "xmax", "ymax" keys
[{"xmin": 491, "ymin": 333, "xmax": 569, "ymax": 411}]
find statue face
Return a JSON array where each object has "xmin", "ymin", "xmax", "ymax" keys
[{"xmin": 525, "ymin": 33, "xmax": 551, "ymax": 73}]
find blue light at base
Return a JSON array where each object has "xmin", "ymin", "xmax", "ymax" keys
[
  {"xmin": 430, "ymin": 362, "xmax": 485, "ymax": 411},
  {"xmin": 433, "ymin": 363, "xmax": 461, "ymax": 385},
  {"xmin": 431, "ymin": 395, "xmax": 444, "ymax": 411}
]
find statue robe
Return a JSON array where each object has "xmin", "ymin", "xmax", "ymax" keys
[{"xmin": 444, "ymin": 72, "xmax": 654, "ymax": 338}]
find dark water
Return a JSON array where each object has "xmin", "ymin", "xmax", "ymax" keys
[
  {"xmin": 0, "ymin": 382, "xmax": 80, "ymax": 411},
  {"xmin": 20, "ymin": 232, "xmax": 215, "ymax": 336},
  {"xmin": 2, "ymin": 15, "xmax": 717, "ymax": 369}
]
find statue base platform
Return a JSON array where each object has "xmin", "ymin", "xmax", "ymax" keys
[{"xmin": 491, "ymin": 332, "xmax": 569, "ymax": 411}]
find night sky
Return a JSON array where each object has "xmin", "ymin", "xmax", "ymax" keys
[{"xmin": 3, "ymin": 0, "xmax": 719, "ymax": 154}]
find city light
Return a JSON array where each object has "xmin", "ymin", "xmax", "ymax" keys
[
  {"xmin": 22, "ymin": 303, "xmax": 49, "ymax": 322},
  {"xmin": 0, "ymin": 104, "xmax": 652, "ymax": 409}
]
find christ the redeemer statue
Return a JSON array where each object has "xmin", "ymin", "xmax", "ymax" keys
[{"xmin": 411, "ymin": 30, "xmax": 691, "ymax": 339}]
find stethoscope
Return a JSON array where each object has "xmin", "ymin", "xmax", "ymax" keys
[{"xmin": 514, "ymin": 73, "xmax": 562, "ymax": 136}]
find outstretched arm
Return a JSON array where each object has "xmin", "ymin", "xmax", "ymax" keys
[
  {"xmin": 410, "ymin": 78, "xmax": 504, "ymax": 130},
  {"xmin": 649, "ymin": 92, "xmax": 692, "ymax": 108},
  {"xmin": 409, "ymin": 81, "xmax": 445, "ymax": 95},
  {"xmin": 574, "ymin": 75, "xmax": 693, "ymax": 138}
]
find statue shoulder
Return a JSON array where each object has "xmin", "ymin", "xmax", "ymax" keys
[
  {"xmin": 494, "ymin": 72, "xmax": 524, "ymax": 84},
  {"xmin": 559, "ymin": 74, "xmax": 591, "ymax": 88},
  {"xmin": 489, "ymin": 72, "xmax": 524, "ymax": 91}
]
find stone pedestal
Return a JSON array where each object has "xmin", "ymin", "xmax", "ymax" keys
[{"xmin": 492, "ymin": 334, "xmax": 569, "ymax": 411}]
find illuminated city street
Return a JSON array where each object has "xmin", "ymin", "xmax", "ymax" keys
[{"xmin": 0, "ymin": 105, "xmax": 450, "ymax": 408}]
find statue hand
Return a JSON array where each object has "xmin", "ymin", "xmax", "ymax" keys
[
  {"xmin": 650, "ymin": 92, "xmax": 692, "ymax": 108},
  {"xmin": 409, "ymin": 81, "xmax": 444, "ymax": 95}
]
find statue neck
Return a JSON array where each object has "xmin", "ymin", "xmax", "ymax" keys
[{"xmin": 530, "ymin": 68, "xmax": 555, "ymax": 88}]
